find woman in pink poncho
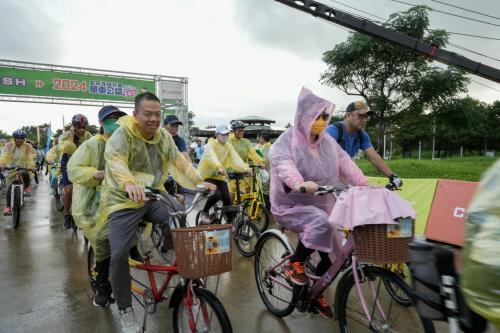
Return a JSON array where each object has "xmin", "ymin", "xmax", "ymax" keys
[{"xmin": 268, "ymin": 87, "xmax": 368, "ymax": 318}]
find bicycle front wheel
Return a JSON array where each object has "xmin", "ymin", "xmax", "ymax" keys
[
  {"xmin": 254, "ymin": 231, "xmax": 298, "ymax": 317},
  {"xmin": 234, "ymin": 219, "xmax": 259, "ymax": 257},
  {"xmin": 55, "ymin": 183, "xmax": 64, "ymax": 211},
  {"xmin": 12, "ymin": 186, "xmax": 21, "ymax": 229},
  {"xmin": 172, "ymin": 286, "xmax": 233, "ymax": 333},
  {"xmin": 336, "ymin": 266, "xmax": 435, "ymax": 333}
]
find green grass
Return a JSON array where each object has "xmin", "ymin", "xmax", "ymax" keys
[{"xmin": 356, "ymin": 157, "xmax": 498, "ymax": 181}]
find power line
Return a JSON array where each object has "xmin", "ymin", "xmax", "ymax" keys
[
  {"xmin": 390, "ymin": 0, "xmax": 500, "ymax": 28},
  {"xmin": 444, "ymin": 32, "xmax": 500, "ymax": 41},
  {"xmin": 448, "ymin": 43, "xmax": 500, "ymax": 63},
  {"xmin": 470, "ymin": 79, "xmax": 500, "ymax": 93},
  {"xmin": 326, "ymin": 0, "xmax": 387, "ymax": 22},
  {"xmin": 430, "ymin": 0, "xmax": 500, "ymax": 21}
]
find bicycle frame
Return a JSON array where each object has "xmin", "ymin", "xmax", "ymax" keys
[{"xmin": 129, "ymin": 257, "xmax": 178, "ymax": 303}]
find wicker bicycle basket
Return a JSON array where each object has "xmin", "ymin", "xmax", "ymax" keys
[
  {"xmin": 352, "ymin": 218, "xmax": 415, "ymax": 265},
  {"xmin": 172, "ymin": 224, "xmax": 232, "ymax": 279}
]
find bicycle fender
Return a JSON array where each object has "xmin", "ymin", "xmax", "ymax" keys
[{"xmin": 169, "ymin": 284, "xmax": 185, "ymax": 308}]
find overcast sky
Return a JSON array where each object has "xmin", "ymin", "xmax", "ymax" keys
[{"xmin": 1, "ymin": 0, "xmax": 499, "ymax": 133}]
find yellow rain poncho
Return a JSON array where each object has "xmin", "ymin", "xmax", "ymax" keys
[
  {"xmin": 95, "ymin": 116, "xmax": 204, "ymax": 244},
  {"xmin": 67, "ymin": 134, "xmax": 107, "ymax": 243},
  {"xmin": 58, "ymin": 129, "xmax": 93, "ymax": 159},
  {"xmin": 198, "ymin": 138, "xmax": 249, "ymax": 182},
  {"xmin": 229, "ymin": 134, "xmax": 264, "ymax": 165},
  {"xmin": 0, "ymin": 142, "xmax": 35, "ymax": 181},
  {"xmin": 461, "ymin": 158, "xmax": 500, "ymax": 329},
  {"xmin": 228, "ymin": 134, "xmax": 263, "ymax": 194},
  {"xmin": 45, "ymin": 144, "xmax": 61, "ymax": 164}
]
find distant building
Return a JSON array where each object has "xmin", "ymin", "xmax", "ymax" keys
[{"xmin": 192, "ymin": 115, "xmax": 286, "ymax": 139}]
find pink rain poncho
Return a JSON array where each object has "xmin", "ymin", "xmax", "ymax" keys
[{"xmin": 269, "ymin": 88, "xmax": 368, "ymax": 253}]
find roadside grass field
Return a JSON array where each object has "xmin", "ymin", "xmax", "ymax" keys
[{"xmin": 356, "ymin": 156, "xmax": 498, "ymax": 181}]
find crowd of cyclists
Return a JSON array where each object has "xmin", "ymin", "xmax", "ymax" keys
[{"xmin": 0, "ymin": 87, "xmax": 498, "ymax": 333}]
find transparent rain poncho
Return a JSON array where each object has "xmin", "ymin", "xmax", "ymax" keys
[
  {"xmin": 197, "ymin": 138, "xmax": 249, "ymax": 182},
  {"xmin": 461, "ymin": 158, "xmax": 500, "ymax": 328},
  {"xmin": 45, "ymin": 144, "xmax": 61, "ymax": 164},
  {"xmin": 0, "ymin": 141, "xmax": 36, "ymax": 181},
  {"xmin": 94, "ymin": 116, "xmax": 204, "ymax": 245},
  {"xmin": 58, "ymin": 129, "xmax": 93, "ymax": 159},
  {"xmin": 67, "ymin": 134, "xmax": 107, "ymax": 249},
  {"xmin": 268, "ymin": 87, "xmax": 368, "ymax": 253}
]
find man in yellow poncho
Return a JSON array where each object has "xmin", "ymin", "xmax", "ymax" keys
[
  {"xmin": 0, "ymin": 130, "xmax": 36, "ymax": 215},
  {"xmin": 98, "ymin": 92, "xmax": 215, "ymax": 332},
  {"xmin": 228, "ymin": 120, "xmax": 263, "ymax": 200},
  {"xmin": 58, "ymin": 114, "xmax": 93, "ymax": 229},
  {"xmin": 68, "ymin": 105, "xmax": 139, "ymax": 307},
  {"xmin": 198, "ymin": 124, "xmax": 250, "ymax": 224}
]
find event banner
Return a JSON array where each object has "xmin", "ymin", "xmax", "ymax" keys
[
  {"xmin": 0, "ymin": 66, "xmax": 155, "ymax": 102},
  {"xmin": 367, "ymin": 177, "xmax": 438, "ymax": 235},
  {"xmin": 425, "ymin": 180, "xmax": 479, "ymax": 246}
]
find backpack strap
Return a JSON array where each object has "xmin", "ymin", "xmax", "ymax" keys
[
  {"xmin": 357, "ymin": 130, "xmax": 364, "ymax": 147},
  {"xmin": 334, "ymin": 122, "xmax": 345, "ymax": 150}
]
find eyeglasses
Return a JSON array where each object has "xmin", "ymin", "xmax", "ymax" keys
[{"xmin": 316, "ymin": 113, "xmax": 329, "ymax": 121}]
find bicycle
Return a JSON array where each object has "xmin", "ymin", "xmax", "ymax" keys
[
  {"xmin": 239, "ymin": 163, "xmax": 271, "ymax": 232},
  {"xmin": 254, "ymin": 185, "xmax": 434, "ymax": 333},
  {"xmin": 195, "ymin": 171, "xmax": 260, "ymax": 257},
  {"xmin": 49, "ymin": 164, "xmax": 64, "ymax": 212},
  {"xmin": 3, "ymin": 167, "xmax": 29, "ymax": 229},
  {"xmin": 0, "ymin": 169, "xmax": 6, "ymax": 191},
  {"xmin": 88, "ymin": 186, "xmax": 233, "ymax": 333},
  {"xmin": 409, "ymin": 239, "xmax": 488, "ymax": 333}
]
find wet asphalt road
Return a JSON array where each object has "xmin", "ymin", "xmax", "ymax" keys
[{"xmin": 0, "ymin": 175, "xmax": 493, "ymax": 333}]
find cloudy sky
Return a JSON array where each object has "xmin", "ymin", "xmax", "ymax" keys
[{"xmin": 1, "ymin": 0, "xmax": 499, "ymax": 133}]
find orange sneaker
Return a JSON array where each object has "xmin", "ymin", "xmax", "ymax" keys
[
  {"xmin": 314, "ymin": 294, "xmax": 334, "ymax": 319},
  {"xmin": 24, "ymin": 187, "xmax": 31, "ymax": 197},
  {"xmin": 284, "ymin": 261, "xmax": 308, "ymax": 286},
  {"xmin": 3, "ymin": 207, "xmax": 12, "ymax": 215}
]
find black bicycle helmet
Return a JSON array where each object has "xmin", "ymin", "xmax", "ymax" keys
[
  {"xmin": 72, "ymin": 114, "xmax": 89, "ymax": 128},
  {"xmin": 12, "ymin": 129, "xmax": 27, "ymax": 139},
  {"xmin": 230, "ymin": 120, "xmax": 246, "ymax": 130}
]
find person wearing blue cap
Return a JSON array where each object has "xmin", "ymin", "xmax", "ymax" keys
[{"xmin": 164, "ymin": 115, "xmax": 190, "ymax": 161}]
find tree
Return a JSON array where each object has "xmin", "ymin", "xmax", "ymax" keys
[
  {"xmin": 0, "ymin": 129, "xmax": 9, "ymax": 140},
  {"xmin": 321, "ymin": 5, "xmax": 469, "ymax": 151},
  {"xmin": 20, "ymin": 124, "xmax": 50, "ymax": 147}
]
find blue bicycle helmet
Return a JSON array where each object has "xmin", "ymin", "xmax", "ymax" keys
[{"xmin": 12, "ymin": 129, "xmax": 27, "ymax": 139}]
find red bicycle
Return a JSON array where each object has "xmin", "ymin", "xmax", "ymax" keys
[{"xmin": 88, "ymin": 187, "xmax": 233, "ymax": 333}]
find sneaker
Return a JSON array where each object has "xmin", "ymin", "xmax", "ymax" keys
[
  {"xmin": 119, "ymin": 307, "xmax": 142, "ymax": 333},
  {"xmin": 93, "ymin": 283, "xmax": 112, "ymax": 307},
  {"xmin": 199, "ymin": 211, "xmax": 212, "ymax": 225},
  {"xmin": 63, "ymin": 215, "xmax": 73, "ymax": 229},
  {"xmin": 313, "ymin": 294, "xmax": 334, "ymax": 319},
  {"xmin": 284, "ymin": 261, "xmax": 308, "ymax": 286},
  {"xmin": 3, "ymin": 207, "xmax": 12, "ymax": 216},
  {"xmin": 24, "ymin": 187, "xmax": 31, "ymax": 197}
]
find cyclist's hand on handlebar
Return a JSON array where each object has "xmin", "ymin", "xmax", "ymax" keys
[
  {"xmin": 93, "ymin": 170, "xmax": 105, "ymax": 181},
  {"xmin": 388, "ymin": 174, "xmax": 403, "ymax": 189},
  {"xmin": 295, "ymin": 181, "xmax": 319, "ymax": 194},
  {"xmin": 201, "ymin": 182, "xmax": 217, "ymax": 193},
  {"xmin": 217, "ymin": 166, "xmax": 227, "ymax": 177},
  {"xmin": 125, "ymin": 183, "xmax": 148, "ymax": 202}
]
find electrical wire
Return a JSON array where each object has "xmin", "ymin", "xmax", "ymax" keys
[
  {"xmin": 442, "ymin": 32, "xmax": 500, "ymax": 41},
  {"xmin": 326, "ymin": 0, "xmax": 387, "ymax": 22},
  {"xmin": 430, "ymin": 0, "xmax": 500, "ymax": 21},
  {"xmin": 447, "ymin": 43, "xmax": 500, "ymax": 63},
  {"xmin": 470, "ymin": 79, "xmax": 500, "ymax": 93},
  {"xmin": 390, "ymin": 0, "xmax": 500, "ymax": 28}
]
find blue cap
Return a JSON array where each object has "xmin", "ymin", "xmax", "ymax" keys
[
  {"xmin": 98, "ymin": 105, "xmax": 126, "ymax": 122},
  {"xmin": 164, "ymin": 114, "xmax": 183, "ymax": 125}
]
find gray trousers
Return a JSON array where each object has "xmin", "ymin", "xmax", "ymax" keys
[{"xmin": 108, "ymin": 193, "xmax": 185, "ymax": 310}]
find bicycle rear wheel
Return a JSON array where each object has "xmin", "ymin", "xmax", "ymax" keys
[
  {"xmin": 172, "ymin": 285, "xmax": 233, "ymax": 333},
  {"xmin": 12, "ymin": 186, "xmax": 21, "ymax": 229},
  {"xmin": 234, "ymin": 219, "xmax": 259, "ymax": 257},
  {"xmin": 87, "ymin": 246, "xmax": 97, "ymax": 293},
  {"xmin": 254, "ymin": 231, "xmax": 298, "ymax": 317},
  {"xmin": 243, "ymin": 199, "xmax": 270, "ymax": 232},
  {"xmin": 55, "ymin": 182, "xmax": 64, "ymax": 211},
  {"xmin": 336, "ymin": 266, "xmax": 435, "ymax": 333}
]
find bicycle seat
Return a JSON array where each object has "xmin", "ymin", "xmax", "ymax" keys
[{"xmin": 227, "ymin": 172, "xmax": 247, "ymax": 180}]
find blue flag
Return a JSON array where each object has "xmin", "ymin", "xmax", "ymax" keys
[{"xmin": 45, "ymin": 124, "xmax": 52, "ymax": 153}]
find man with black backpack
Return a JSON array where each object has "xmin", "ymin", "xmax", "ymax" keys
[{"xmin": 326, "ymin": 100, "xmax": 402, "ymax": 189}]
